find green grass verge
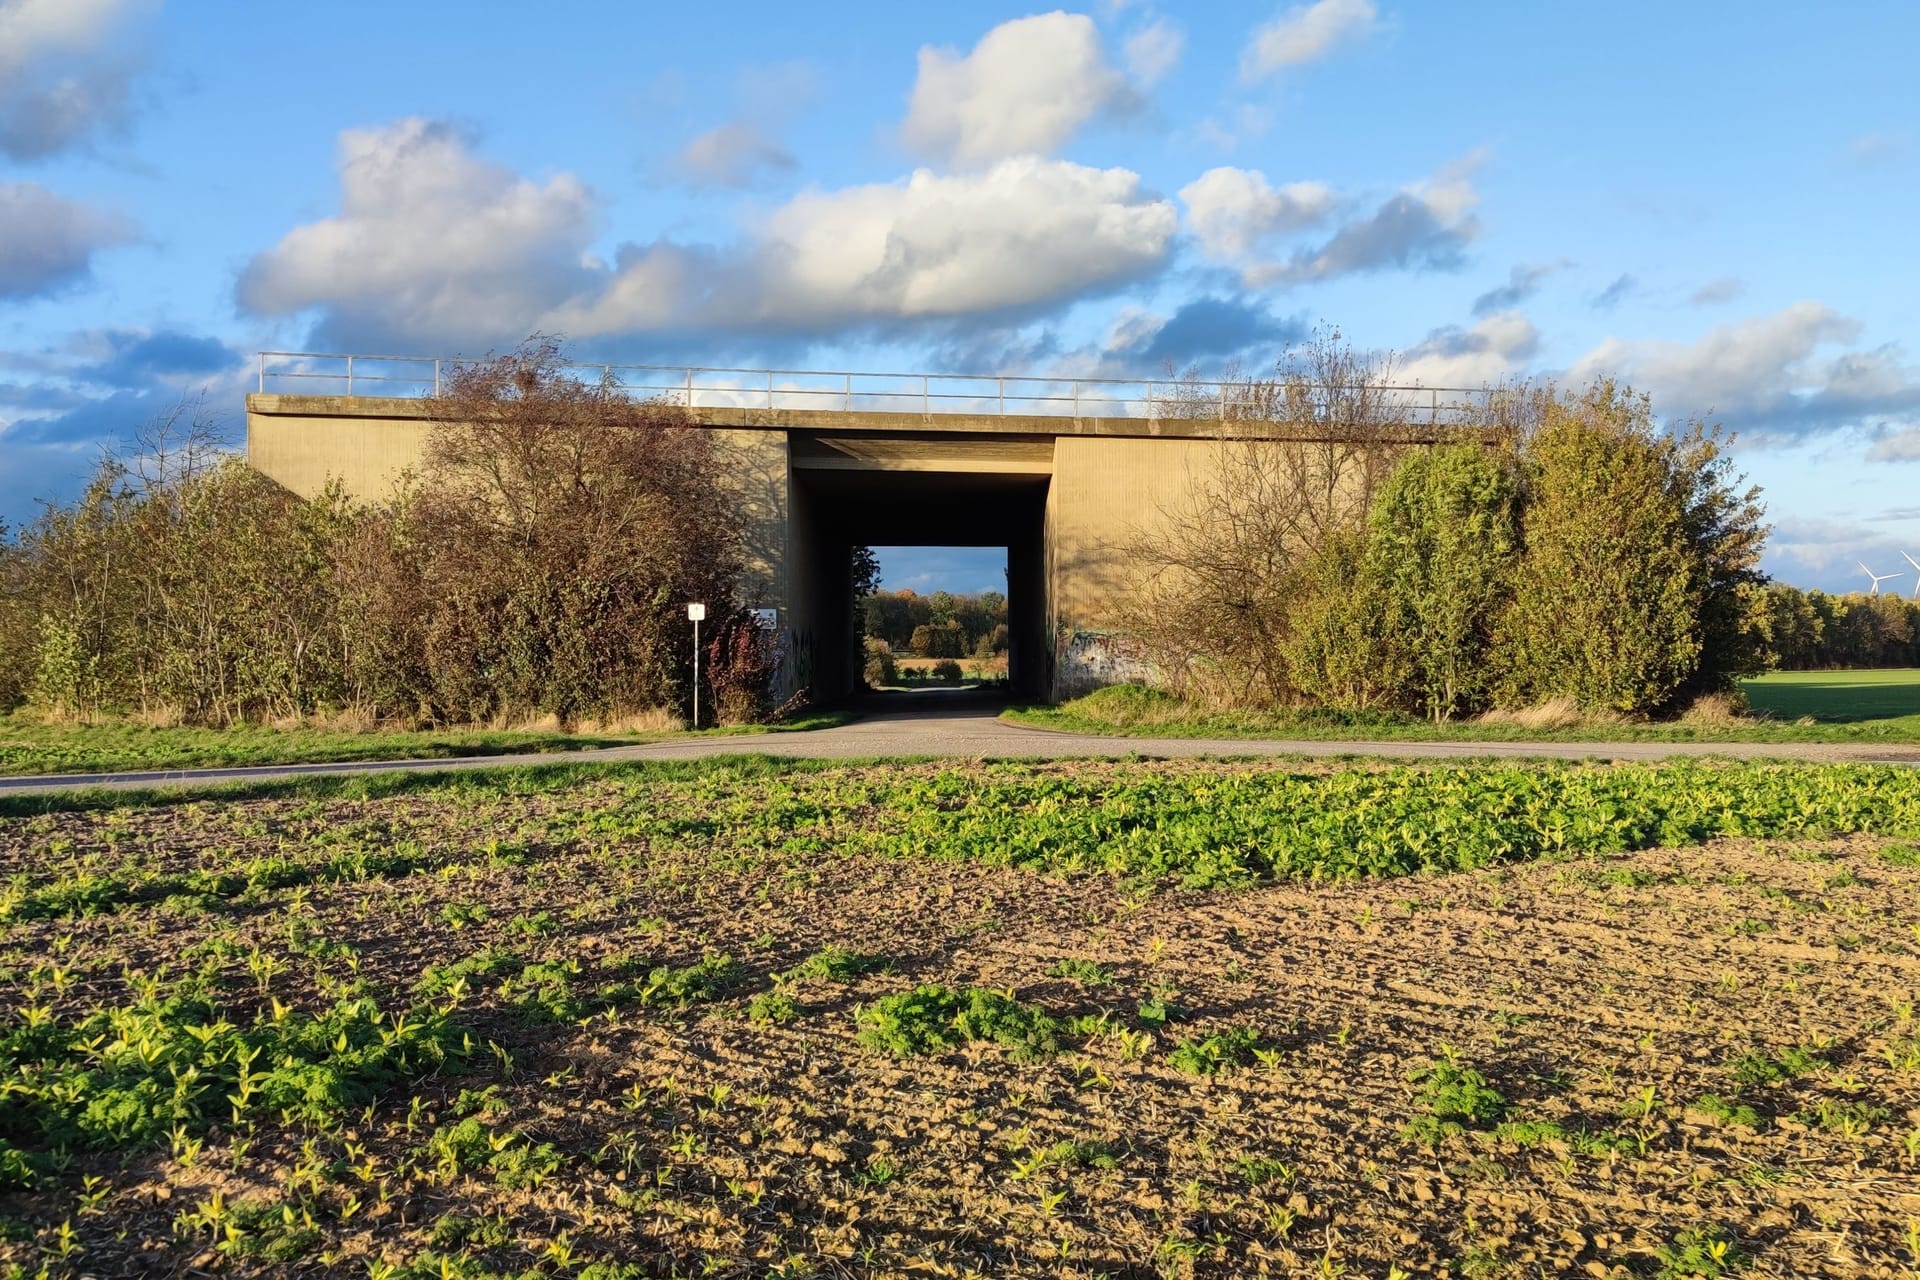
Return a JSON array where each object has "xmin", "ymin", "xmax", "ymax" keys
[
  {"xmin": 1005, "ymin": 676, "xmax": 1920, "ymax": 744},
  {"xmin": 0, "ymin": 709, "xmax": 847, "ymax": 778}
]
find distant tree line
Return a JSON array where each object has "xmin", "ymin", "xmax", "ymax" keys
[
  {"xmin": 1132, "ymin": 327, "xmax": 1769, "ymax": 720},
  {"xmin": 861, "ymin": 588, "xmax": 1008, "ymax": 660},
  {"xmin": 1750, "ymin": 584, "xmax": 1920, "ymax": 670},
  {"xmin": 0, "ymin": 340, "xmax": 769, "ymax": 726}
]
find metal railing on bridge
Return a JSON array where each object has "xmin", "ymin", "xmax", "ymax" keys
[{"xmin": 256, "ymin": 351, "xmax": 1496, "ymax": 426}]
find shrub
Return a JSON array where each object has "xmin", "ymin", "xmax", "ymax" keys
[
  {"xmin": 0, "ymin": 340, "xmax": 746, "ymax": 727},
  {"xmin": 909, "ymin": 622, "xmax": 967, "ymax": 659},
  {"xmin": 1492, "ymin": 382, "xmax": 1764, "ymax": 715},
  {"xmin": 706, "ymin": 614, "xmax": 774, "ymax": 725},
  {"xmin": 1129, "ymin": 367, "xmax": 1766, "ymax": 717},
  {"xmin": 1285, "ymin": 526, "xmax": 1403, "ymax": 712},
  {"xmin": 1364, "ymin": 443, "xmax": 1519, "ymax": 721},
  {"xmin": 932, "ymin": 658, "xmax": 963, "ymax": 682},
  {"xmin": 862, "ymin": 638, "xmax": 897, "ymax": 688}
]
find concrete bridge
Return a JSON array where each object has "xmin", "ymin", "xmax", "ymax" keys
[{"xmin": 246, "ymin": 354, "xmax": 1488, "ymax": 703}]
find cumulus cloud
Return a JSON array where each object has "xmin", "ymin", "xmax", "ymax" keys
[
  {"xmin": 1182, "ymin": 154, "xmax": 1480, "ymax": 288},
  {"xmin": 1571, "ymin": 301, "xmax": 1920, "ymax": 435},
  {"xmin": 899, "ymin": 12, "xmax": 1135, "ymax": 167},
  {"xmin": 1241, "ymin": 0, "xmax": 1377, "ymax": 80},
  {"xmin": 1179, "ymin": 167, "xmax": 1335, "ymax": 258},
  {"xmin": 1122, "ymin": 18, "xmax": 1184, "ymax": 87},
  {"xmin": 236, "ymin": 119, "xmax": 599, "ymax": 350},
  {"xmin": 671, "ymin": 122, "xmax": 795, "ymax": 189},
  {"xmin": 1689, "ymin": 276, "xmax": 1744, "ymax": 306},
  {"xmin": 0, "ymin": 0, "xmax": 149, "ymax": 161},
  {"xmin": 1471, "ymin": 260, "xmax": 1568, "ymax": 316},
  {"xmin": 1394, "ymin": 311, "xmax": 1540, "ymax": 387},
  {"xmin": 0, "ymin": 182, "xmax": 137, "ymax": 297},
  {"xmin": 239, "ymin": 121, "xmax": 1177, "ymax": 348},
  {"xmin": 550, "ymin": 156, "xmax": 1177, "ymax": 338}
]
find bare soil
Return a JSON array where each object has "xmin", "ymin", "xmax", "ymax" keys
[{"xmin": 2, "ymin": 765, "xmax": 1917, "ymax": 1278}]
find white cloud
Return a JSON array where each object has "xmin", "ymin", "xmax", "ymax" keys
[
  {"xmin": 1122, "ymin": 18, "xmax": 1184, "ymax": 87},
  {"xmin": 1179, "ymin": 167, "xmax": 1334, "ymax": 258},
  {"xmin": 900, "ymin": 12, "xmax": 1134, "ymax": 167},
  {"xmin": 0, "ymin": 0, "xmax": 148, "ymax": 160},
  {"xmin": 239, "ymin": 121, "xmax": 1176, "ymax": 347},
  {"xmin": 0, "ymin": 181, "xmax": 137, "ymax": 297},
  {"xmin": 1571, "ymin": 301, "xmax": 1920, "ymax": 436},
  {"xmin": 0, "ymin": 0, "xmax": 132, "ymax": 71},
  {"xmin": 1571, "ymin": 301, "xmax": 1857, "ymax": 419},
  {"xmin": 671, "ymin": 122, "xmax": 795, "ymax": 189},
  {"xmin": 1867, "ymin": 431, "xmax": 1920, "ymax": 462},
  {"xmin": 1183, "ymin": 157, "xmax": 1480, "ymax": 288},
  {"xmin": 1241, "ymin": 0, "xmax": 1377, "ymax": 80},
  {"xmin": 1764, "ymin": 515, "xmax": 1911, "ymax": 582},
  {"xmin": 550, "ymin": 156, "xmax": 1177, "ymax": 336},
  {"xmin": 1394, "ymin": 311, "xmax": 1539, "ymax": 388},
  {"xmin": 1407, "ymin": 150, "xmax": 1482, "ymax": 225},
  {"xmin": 236, "ymin": 119, "xmax": 598, "ymax": 349}
]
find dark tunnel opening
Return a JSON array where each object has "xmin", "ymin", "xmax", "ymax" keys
[{"xmin": 788, "ymin": 464, "xmax": 1049, "ymax": 704}]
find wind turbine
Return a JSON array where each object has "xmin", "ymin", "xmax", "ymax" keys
[
  {"xmin": 1859, "ymin": 562, "xmax": 1903, "ymax": 596},
  {"xmin": 1903, "ymin": 552, "xmax": 1920, "ymax": 600}
]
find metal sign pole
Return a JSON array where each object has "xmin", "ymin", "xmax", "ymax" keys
[{"xmin": 688, "ymin": 603, "xmax": 707, "ymax": 728}]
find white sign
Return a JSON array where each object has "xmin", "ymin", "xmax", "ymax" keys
[{"xmin": 686, "ymin": 603, "xmax": 707, "ymax": 622}]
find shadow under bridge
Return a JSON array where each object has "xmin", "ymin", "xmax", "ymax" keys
[{"xmin": 785, "ymin": 430, "xmax": 1050, "ymax": 704}]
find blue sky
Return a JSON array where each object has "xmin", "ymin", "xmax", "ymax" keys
[{"xmin": 3, "ymin": 0, "xmax": 1918, "ymax": 594}]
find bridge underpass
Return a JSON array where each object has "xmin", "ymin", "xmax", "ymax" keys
[
  {"xmin": 787, "ymin": 439, "xmax": 1049, "ymax": 701},
  {"xmin": 245, "ymin": 354, "xmax": 1489, "ymax": 704}
]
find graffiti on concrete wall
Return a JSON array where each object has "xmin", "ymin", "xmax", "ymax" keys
[
  {"xmin": 768, "ymin": 623, "xmax": 815, "ymax": 702},
  {"xmin": 1052, "ymin": 626, "xmax": 1155, "ymax": 699}
]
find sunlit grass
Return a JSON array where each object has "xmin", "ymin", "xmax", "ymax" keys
[
  {"xmin": 0, "ymin": 709, "xmax": 847, "ymax": 778},
  {"xmin": 1006, "ymin": 673, "xmax": 1920, "ymax": 743}
]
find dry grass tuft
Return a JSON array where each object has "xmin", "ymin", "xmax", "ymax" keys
[
  {"xmin": 492, "ymin": 710, "xmax": 566, "ymax": 734},
  {"xmin": 316, "ymin": 705, "xmax": 382, "ymax": 734},
  {"xmin": 1479, "ymin": 697, "xmax": 1586, "ymax": 731},
  {"xmin": 1679, "ymin": 691, "xmax": 1752, "ymax": 726},
  {"xmin": 132, "ymin": 705, "xmax": 187, "ymax": 729},
  {"xmin": 577, "ymin": 707, "xmax": 684, "ymax": 735}
]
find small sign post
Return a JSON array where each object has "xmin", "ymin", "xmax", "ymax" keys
[{"xmin": 687, "ymin": 603, "xmax": 707, "ymax": 728}]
